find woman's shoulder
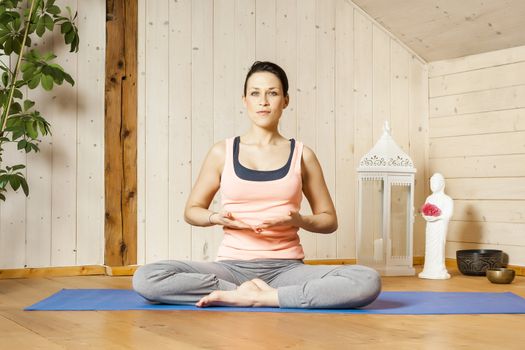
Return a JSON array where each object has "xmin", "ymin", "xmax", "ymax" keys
[
  {"xmin": 209, "ymin": 139, "xmax": 227, "ymax": 158},
  {"xmin": 300, "ymin": 143, "xmax": 316, "ymax": 162}
]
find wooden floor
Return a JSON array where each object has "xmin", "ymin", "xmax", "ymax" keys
[{"xmin": 1, "ymin": 267, "xmax": 525, "ymax": 349}]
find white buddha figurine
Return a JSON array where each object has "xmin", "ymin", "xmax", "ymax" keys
[{"xmin": 419, "ymin": 173, "xmax": 453, "ymax": 280}]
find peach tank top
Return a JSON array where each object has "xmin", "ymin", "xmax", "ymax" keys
[{"xmin": 216, "ymin": 136, "xmax": 305, "ymax": 261}]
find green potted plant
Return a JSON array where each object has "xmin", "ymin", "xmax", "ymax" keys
[{"xmin": 0, "ymin": 0, "xmax": 79, "ymax": 201}]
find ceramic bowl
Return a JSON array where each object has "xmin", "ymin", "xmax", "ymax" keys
[
  {"xmin": 456, "ymin": 249, "xmax": 503, "ymax": 276},
  {"xmin": 486, "ymin": 268, "xmax": 515, "ymax": 284}
]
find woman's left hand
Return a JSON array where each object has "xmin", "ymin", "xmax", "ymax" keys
[{"xmin": 253, "ymin": 211, "xmax": 303, "ymax": 233}]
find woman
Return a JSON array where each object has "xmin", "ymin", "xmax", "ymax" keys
[{"xmin": 133, "ymin": 61, "xmax": 381, "ymax": 308}]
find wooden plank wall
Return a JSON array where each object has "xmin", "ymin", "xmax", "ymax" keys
[
  {"xmin": 137, "ymin": 0, "xmax": 429, "ymax": 264},
  {"xmin": 0, "ymin": 0, "xmax": 105, "ymax": 269},
  {"xmin": 429, "ymin": 45, "xmax": 525, "ymax": 266},
  {"xmin": 105, "ymin": 0, "xmax": 138, "ymax": 266}
]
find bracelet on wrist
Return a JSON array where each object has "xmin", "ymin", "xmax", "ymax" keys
[{"xmin": 208, "ymin": 211, "xmax": 217, "ymax": 225}]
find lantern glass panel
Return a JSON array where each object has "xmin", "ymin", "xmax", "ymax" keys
[
  {"xmin": 390, "ymin": 184, "xmax": 411, "ymax": 258},
  {"xmin": 360, "ymin": 179, "xmax": 384, "ymax": 264}
]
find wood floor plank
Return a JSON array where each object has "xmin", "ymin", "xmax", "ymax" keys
[
  {"xmin": 0, "ymin": 314, "xmax": 64, "ymax": 349},
  {"xmin": 0, "ymin": 269, "xmax": 524, "ymax": 349}
]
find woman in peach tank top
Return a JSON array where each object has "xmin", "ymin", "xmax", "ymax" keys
[{"xmin": 133, "ymin": 62, "xmax": 381, "ymax": 309}]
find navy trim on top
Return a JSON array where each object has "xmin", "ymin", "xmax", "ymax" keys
[{"xmin": 233, "ymin": 136, "xmax": 295, "ymax": 181}]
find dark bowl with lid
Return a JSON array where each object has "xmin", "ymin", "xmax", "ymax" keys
[{"xmin": 456, "ymin": 249, "xmax": 504, "ymax": 276}]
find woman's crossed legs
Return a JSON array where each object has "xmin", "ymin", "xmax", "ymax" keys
[{"xmin": 132, "ymin": 259, "xmax": 381, "ymax": 309}]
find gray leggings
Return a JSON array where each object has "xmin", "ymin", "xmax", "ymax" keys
[{"xmin": 132, "ymin": 259, "xmax": 381, "ymax": 309}]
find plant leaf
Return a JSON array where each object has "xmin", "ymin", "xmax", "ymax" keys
[
  {"xmin": 63, "ymin": 71, "xmax": 74, "ymax": 85},
  {"xmin": 60, "ymin": 21, "xmax": 71, "ymax": 34},
  {"xmin": 23, "ymin": 99, "xmax": 35, "ymax": 111},
  {"xmin": 43, "ymin": 14, "xmax": 53, "ymax": 31},
  {"xmin": 20, "ymin": 176, "xmax": 29, "ymax": 195},
  {"xmin": 13, "ymin": 88, "xmax": 22, "ymax": 99},
  {"xmin": 28, "ymin": 74, "xmax": 40, "ymax": 89},
  {"xmin": 9, "ymin": 175, "xmax": 20, "ymax": 191},
  {"xmin": 17, "ymin": 139, "xmax": 27, "ymax": 150},
  {"xmin": 11, "ymin": 164, "xmax": 25, "ymax": 171},
  {"xmin": 40, "ymin": 74, "xmax": 53, "ymax": 90},
  {"xmin": 25, "ymin": 120, "xmax": 38, "ymax": 139},
  {"xmin": 47, "ymin": 5, "xmax": 60, "ymax": 15},
  {"xmin": 36, "ymin": 17, "xmax": 45, "ymax": 36},
  {"xmin": 64, "ymin": 29, "xmax": 74, "ymax": 44},
  {"xmin": 4, "ymin": 36, "xmax": 12, "ymax": 54}
]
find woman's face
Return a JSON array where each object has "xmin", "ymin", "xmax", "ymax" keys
[{"xmin": 243, "ymin": 72, "xmax": 289, "ymax": 130}]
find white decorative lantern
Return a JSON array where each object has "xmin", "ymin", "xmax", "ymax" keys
[{"xmin": 356, "ymin": 121, "xmax": 416, "ymax": 276}]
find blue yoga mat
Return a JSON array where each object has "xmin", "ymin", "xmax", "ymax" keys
[{"xmin": 25, "ymin": 289, "xmax": 525, "ymax": 314}]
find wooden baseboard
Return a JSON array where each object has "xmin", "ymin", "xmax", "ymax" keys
[
  {"xmin": 0, "ymin": 265, "xmax": 106, "ymax": 279},
  {"xmin": 305, "ymin": 257, "xmax": 425, "ymax": 266},
  {"xmin": 104, "ymin": 265, "xmax": 139, "ymax": 276},
  {"xmin": 1, "ymin": 258, "xmax": 524, "ymax": 279}
]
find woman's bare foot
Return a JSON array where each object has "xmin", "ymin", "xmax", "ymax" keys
[{"xmin": 195, "ymin": 279, "xmax": 279, "ymax": 308}]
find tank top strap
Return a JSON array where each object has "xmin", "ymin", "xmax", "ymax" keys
[
  {"xmin": 292, "ymin": 140, "xmax": 304, "ymax": 177},
  {"xmin": 223, "ymin": 137, "xmax": 235, "ymax": 174}
]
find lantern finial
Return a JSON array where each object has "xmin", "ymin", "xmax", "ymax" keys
[{"xmin": 383, "ymin": 121, "xmax": 391, "ymax": 135}]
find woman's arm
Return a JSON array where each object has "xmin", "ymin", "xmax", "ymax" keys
[
  {"xmin": 299, "ymin": 146, "xmax": 338, "ymax": 234},
  {"xmin": 183, "ymin": 141, "xmax": 224, "ymax": 227},
  {"xmin": 184, "ymin": 141, "xmax": 253, "ymax": 230}
]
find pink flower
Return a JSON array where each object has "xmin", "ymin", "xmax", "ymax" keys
[{"xmin": 421, "ymin": 203, "xmax": 441, "ymax": 216}]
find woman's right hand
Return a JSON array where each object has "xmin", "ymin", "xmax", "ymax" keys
[{"xmin": 210, "ymin": 210, "xmax": 253, "ymax": 230}]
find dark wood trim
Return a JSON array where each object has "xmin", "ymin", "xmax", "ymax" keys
[{"xmin": 105, "ymin": 0, "xmax": 138, "ymax": 266}]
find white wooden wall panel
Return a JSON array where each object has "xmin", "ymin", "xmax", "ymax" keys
[
  {"xmin": 212, "ymin": 0, "xmax": 237, "ymax": 259},
  {"xmin": 233, "ymin": 0, "xmax": 255, "ymax": 136},
  {"xmin": 76, "ymin": 0, "xmax": 105, "ymax": 266},
  {"xmin": 0, "ymin": 0, "xmax": 105, "ymax": 268},
  {"xmin": 429, "ymin": 45, "xmax": 525, "ymax": 266},
  {"xmin": 430, "ymin": 155, "xmax": 525, "ymax": 178},
  {"xmin": 372, "ymin": 26, "xmax": 390, "ymax": 141},
  {"xmin": 138, "ymin": 0, "xmax": 428, "ymax": 263},
  {"xmin": 144, "ymin": 1, "xmax": 170, "ymax": 262},
  {"xmin": 408, "ymin": 57, "xmax": 429, "ymax": 257},
  {"xmin": 430, "ymin": 85, "xmax": 525, "ymax": 118},
  {"xmin": 353, "ymin": 9, "xmax": 374, "ymax": 260},
  {"xmin": 190, "ymin": 0, "xmax": 215, "ymax": 261},
  {"xmin": 334, "ymin": 0, "xmax": 355, "ymax": 257},
  {"xmin": 430, "ymin": 131, "xmax": 525, "ymax": 158},
  {"xmin": 0, "ymin": 49, "xmax": 26, "ymax": 268},
  {"xmin": 429, "ymin": 45, "xmax": 525, "ymax": 77},
  {"xmin": 315, "ymin": 0, "xmax": 336, "ymax": 258},
  {"xmin": 390, "ymin": 40, "xmax": 410, "ymax": 152},
  {"xmin": 169, "ymin": 0, "xmax": 192, "ymax": 260},
  {"xmin": 429, "ymin": 109, "xmax": 525, "ymax": 138},
  {"xmin": 25, "ymin": 93, "xmax": 52, "ymax": 268},
  {"xmin": 295, "ymin": 0, "xmax": 317, "ymax": 258},
  {"xmin": 445, "ymin": 178, "xmax": 525, "ymax": 200},
  {"xmin": 26, "ymin": 37, "xmax": 52, "ymax": 268},
  {"xmin": 430, "ymin": 61, "xmax": 525, "ymax": 97},
  {"xmin": 50, "ymin": 0, "xmax": 78, "ymax": 267},
  {"xmin": 452, "ymin": 200, "xmax": 525, "ymax": 223},
  {"xmin": 255, "ymin": 0, "xmax": 276, "ymax": 61},
  {"xmin": 275, "ymin": 0, "xmax": 297, "ymax": 140}
]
